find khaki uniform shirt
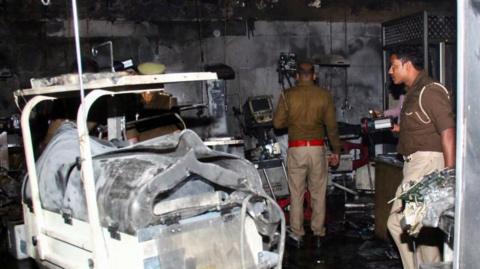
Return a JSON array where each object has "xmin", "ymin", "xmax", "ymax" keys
[
  {"xmin": 397, "ymin": 71, "xmax": 455, "ymax": 156},
  {"xmin": 273, "ymin": 80, "xmax": 342, "ymax": 154}
]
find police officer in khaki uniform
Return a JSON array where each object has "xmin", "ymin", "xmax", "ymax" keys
[
  {"xmin": 273, "ymin": 62, "xmax": 341, "ymax": 248},
  {"xmin": 386, "ymin": 47, "xmax": 455, "ymax": 269}
]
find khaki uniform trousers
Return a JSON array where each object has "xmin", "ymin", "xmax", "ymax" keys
[
  {"xmin": 287, "ymin": 146, "xmax": 328, "ymax": 237},
  {"xmin": 387, "ymin": 151, "xmax": 444, "ymax": 269}
]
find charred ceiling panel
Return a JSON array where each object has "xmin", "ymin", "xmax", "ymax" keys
[{"xmin": 1, "ymin": 0, "xmax": 454, "ymax": 22}]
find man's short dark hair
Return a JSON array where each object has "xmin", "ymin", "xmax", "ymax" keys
[
  {"xmin": 296, "ymin": 62, "xmax": 315, "ymax": 76},
  {"xmin": 389, "ymin": 46, "xmax": 424, "ymax": 70}
]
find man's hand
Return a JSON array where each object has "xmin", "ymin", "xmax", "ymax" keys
[
  {"xmin": 373, "ymin": 110, "xmax": 383, "ymax": 118},
  {"xmin": 328, "ymin": 153, "xmax": 340, "ymax": 167},
  {"xmin": 391, "ymin": 123, "xmax": 400, "ymax": 132}
]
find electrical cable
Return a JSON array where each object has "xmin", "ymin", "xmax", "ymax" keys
[
  {"xmin": 174, "ymin": 113, "xmax": 187, "ymax": 130},
  {"xmin": 14, "ymin": 95, "xmax": 29, "ymax": 113},
  {"xmin": 13, "ymin": 95, "xmax": 20, "ymax": 112}
]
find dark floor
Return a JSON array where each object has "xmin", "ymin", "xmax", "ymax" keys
[
  {"xmin": 0, "ymin": 193, "xmax": 402, "ymax": 269},
  {"xmin": 282, "ymin": 225, "xmax": 402, "ymax": 269},
  {"xmin": 282, "ymin": 192, "xmax": 402, "ymax": 269}
]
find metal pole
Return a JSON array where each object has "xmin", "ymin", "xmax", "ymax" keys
[
  {"xmin": 439, "ymin": 41, "xmax": 446, "ymax": 84},
  {"xmin": 71, "ymin": 0, "xmax": 85, "ymax": 103},
  {"xmin": 423, "ymin": 11, "xmax": 429, "ymax": 75},
  {"xmin": 382, "ymin": 25, "xmax": 388, "ymax": 111}
]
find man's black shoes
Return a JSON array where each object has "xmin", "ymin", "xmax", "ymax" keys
[{"xmin": 286, "ymin": 232, "xmax": 304, "ymax": 249}]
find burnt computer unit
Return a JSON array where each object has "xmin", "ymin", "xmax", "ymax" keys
[
  {"xmin": 242, "ymin": 95, "xmax": 288, "ymax": 199},
  {"xmin": 243, "ymin": 95, "xmax": 279, "ymax": 158},
  {"xmin": 243, "ymin": 95, "xmax": 277, "ymax": 156},
  {"xmin": 244, "ymin": 95, "xmax": 274, "ymax": 127}
]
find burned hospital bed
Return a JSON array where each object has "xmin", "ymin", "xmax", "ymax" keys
[{"xmin": 16, "ymin": 72, "xmax": 285, "ymax": 269}]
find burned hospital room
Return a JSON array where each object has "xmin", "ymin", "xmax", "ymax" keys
[{"xmin": 1, "ymin": 0, "xmax": 480, "ymax": 269}]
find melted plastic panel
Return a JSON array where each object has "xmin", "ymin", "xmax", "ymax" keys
[
  {"xmin": 25, "ymin": 122, "xmax": 114, "ymax": 213},
  {"xmin": 140, "ymin": 212, "xmax": 260, "ymax": 269},
  {"xmin": 26, "ymin": 125, "xmax": 266, "ymax": 234}
]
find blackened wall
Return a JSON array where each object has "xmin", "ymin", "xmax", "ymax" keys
[
  {"xmin": 0, "ymin": 0, "xmax": 455, "ymax": 137},
  {"xmin": 1, "ymin": 19, "xmax": 382, "ymax": 136}
]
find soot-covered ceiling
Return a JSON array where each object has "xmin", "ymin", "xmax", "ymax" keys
[{"xmin": 1, "ymin": 0, "xmax": 455, "ymax": 22}]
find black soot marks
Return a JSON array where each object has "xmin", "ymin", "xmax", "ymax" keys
[
  {"xmin": 348, "ymin": 39, "xmax": 364, "ymax": 55},
  {"xmin": 472, "ymin": 0, "xmax": 480, "ymax": 16}
]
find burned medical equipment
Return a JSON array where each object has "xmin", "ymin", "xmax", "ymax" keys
[
  {"xmin": 277, "ymin": 52, "xmax": 297, "ymax": 89},
  {"xmin": 0, "ymin": 114, "xmax": 22, "ymax": 211},
  {"xmin": 278, "ymin": 53, "xmax": 297, "ymax": 76},
  {"xmin": 243, "ymin": 95, "xmax": 280, "ymax": 161},
  {"xmin": 239, "ymin": 95, "xmax": 288, "ymax": 199},
  {"xmin": 245, "ymin": 95, "xmax": 274, "ymax": 127},
  {"xmin": 390, "ymin": 168, "xmax": 455, "ymax": 236},
  {"xmin": 91, "ymin": 41, "xmax": 134, "ymax": 72},
  {"xmin": 16, "ymin": 72, "xmax": 285, "ymax": 269},
  {"xmin": 361, "ymin": 116, "xmax": 394, "ymax": 134},
  {"xmin": 0, "ymin": 114, "xmax": 20, "ymax": 133}
]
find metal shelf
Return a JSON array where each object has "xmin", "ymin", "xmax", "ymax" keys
[
  {"xmin": 383, "ymin": 11, "xmax": 456, "ymax": 48},
  {"xmin": 15, "ymin": 71, "xmax": 218, "ymax": 97},
  {"xmin": 381, "ymin": 11, "xmax": 456, "ymax": 112}
]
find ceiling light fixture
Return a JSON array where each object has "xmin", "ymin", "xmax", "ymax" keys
[{"xmin": 308, "ymin": 0, "xmax": 322, "ymax": 8}]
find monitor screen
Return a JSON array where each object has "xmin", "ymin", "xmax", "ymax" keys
[{"xmin": 250, "ymin": 98, "xmax": 271, "ymax": 112}]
